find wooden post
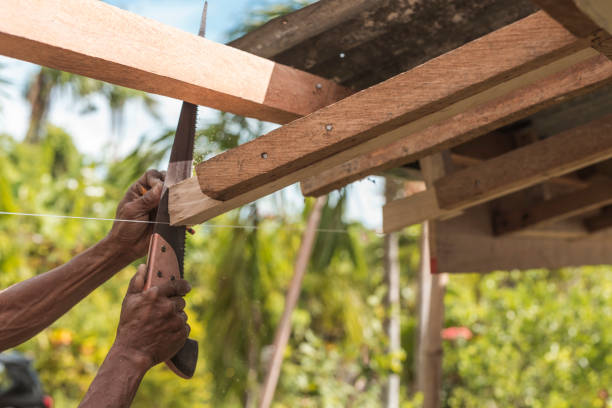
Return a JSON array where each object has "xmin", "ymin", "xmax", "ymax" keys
[
  {"xmin": 384, "ymin": 178, "xmax": 402, "ymax": 408},
  {"xmin": 415, "ymin": 153, "xmax": 451, "ymax": 408},
  {"xmin": 258, "ymin": 196, "xmax": 327, "ymax": 408}
]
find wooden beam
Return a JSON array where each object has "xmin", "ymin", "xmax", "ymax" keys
[
  {"xmin": 532, "ymin": 0, "xmax": 612, "ymax": 58},
  {"xmin": 229, "ymin": 0, "xmax": 380, "ymax": 59},
  {"xmin": 193, "ymin": 11, "xmax": 593, "ymax": 201},
  {"xmin": 435, "ymin": 206, "xmax": 612, "ymax": 273},
  {"xmin": 493, "ymin": 180, "xmax": 612, "ymax": 235},
  {"xmin": 0, "ymin": 0, "xmax": 349, "ymax": 124},
  {"xmin": 300, "ymin": 54, "xmax": 612, "ymax": 196},
  {"xmin": 450, "ymin": 154, "xmax": 590, "ymax": 188},
  {"xmin": 584, "ymin": 207, "xmax": 612, "ymax": 233},
  {"xmin": 383, "ymin": 113, "xmax": 612, "ymax": 232}
]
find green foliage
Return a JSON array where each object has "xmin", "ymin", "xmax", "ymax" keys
[{"xmin": 444, "ymin": 268, "xmax": 612, "ymax": 407}]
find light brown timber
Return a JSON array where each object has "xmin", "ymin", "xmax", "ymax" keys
[
  {"xmin": 195, "ymin": 12, "xmax": 592, "ymax": 201},
  {"xmin": 300, "ymin": 54, "xmax": 612, "ymax": 197},
  {"xmin": 493, "ymin": 180, "xmax": 612, "ymax": 235},
  {"xmin": 170, "ymin": 46, "xmax": 599, "ymax": 225},
  {"xmin": 415, "ymin": 154, "xmax": 450, "ymax": 408},
  {"xmin": 383, "ymin": 113, "xmax": 612, "ymax": 232},
  {"xmin": 0, "ymin": 0, "xmax": 349, "ymax": 124}
]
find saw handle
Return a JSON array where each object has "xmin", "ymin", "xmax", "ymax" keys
[{"xmin": 145, "ymin": 233, "xmax": 198, "ymax": 379}]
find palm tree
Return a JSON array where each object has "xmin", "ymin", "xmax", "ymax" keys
[{"xmin": 23, "ymin": 67, "xmax": 159, "ymax": 144}]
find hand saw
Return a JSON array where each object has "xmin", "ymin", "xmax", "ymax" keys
[{"xmin": 143, "ymin": 2, "xmax": 207, "ymax": 379}]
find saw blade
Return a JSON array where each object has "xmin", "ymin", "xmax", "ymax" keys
[{"xmin": 152, "ymin": 102, "xmax": 198, "ymax": 277}]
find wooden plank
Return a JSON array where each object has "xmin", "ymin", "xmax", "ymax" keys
[
  {"xmin": 229, "ymin": 0, "xmax": 380, "ymax": 59},
  {"xmin": 436, "ymin": 205, "xmax": 612, "ymax": 273},
  {"xmin": 493, "ymin": 180, "xmax": 612, "ymax": 235},
  {"xmin": 532, "ymin": 0, "xmax": 612, "ymax": 58},
  {"xmin": 383, "ymin": 113, "xmax": 612, "ymax": 232},
  {"xmin": 300, "ymin": 55, "xmax": 612, "ymax": 196},
  {"xmin": 0, "ymin": 0, "xmax": 349, "ymax": 124},
  {"xmin": 271, "ymin": 0, "xmax": 538, "ymax": 90},
  {"xmin": 194, "ymin": 12, "xmax": 592, "ymax": 201},
  {"xmin": 170, "ymin": 45, "xmax": 598, "ymax": 226},
  {"xmin": 415, "ymin": 154, "xmax": 451, "ymax": 408}
]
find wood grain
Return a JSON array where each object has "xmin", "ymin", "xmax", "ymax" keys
[
  {"xmin": 171, "ymin": 46, "xmax": 598, "ymax": 226},
  {"xmin": 229, "ymin": 0, "xmax": 380, "ymax": 59},
  {"xmin": 435, "ymin": 113, "xmax": 612, "ymax": 210},
  {"xmin": 493, "ymin": 180, "xmax": 612, "ymax": 235},
  {"xmin": 0, "ymin": 0, "xmax": 349, "ymax": 124},
  {"xmin": 383, "ymin": 113, "xmax": 612, "ymax": 232},
  {"xmin": 300, "ymin": 55, "xmax": 612, "ymax": 197},
  {"xmin": 194, "ymin": 12, "xmax": 591, "ymax": 201}
]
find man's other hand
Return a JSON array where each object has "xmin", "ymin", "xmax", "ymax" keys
[
  {"xmin": 107, "ymin": 170, "xmax": 166, "ymax": 261},
  {"xmin": 112, "ymin": 265, "xmax": 191, "ymax": 371}
]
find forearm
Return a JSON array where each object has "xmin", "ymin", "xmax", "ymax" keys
[
  {"xmin": 79, "ymin": 345, "xmax": 149, "ymax": 408},
  {"xmin": 0, "ymin": 236, "xmax": 133, "ymax": 350}
]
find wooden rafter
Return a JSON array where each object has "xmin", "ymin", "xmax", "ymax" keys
[
  {"xmin": 383, "ymin": 114, "xmax": 612, "ymax": 233},
  {"xmin": 0, "ymin": 0, "xmax": 349, "ymax": 124},
  {"xmin": 532, "ymin": 0, "xmax": 612, "ymax": 58},
  {"xmin": 493, "ymin": 180, "xmax": 612, "ymax": 236},
  {"xmin": 170, "ymin": 11, "xmax": 600, "ymax": 225},
  {"xmin": 229, "ymin": 0, "xmax": 380, "ymax": 59},
  {"xmin": 191, "ymin": 12, "xmax": 592, "ymax": 201},
  {"xmin": 300, "ymin": 55, "xmax": 612, "ymax": 197}
]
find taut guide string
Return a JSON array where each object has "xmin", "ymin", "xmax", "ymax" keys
[{"xmin": 0, "ymin": 210, "xmax": 374, "ymax": 235}]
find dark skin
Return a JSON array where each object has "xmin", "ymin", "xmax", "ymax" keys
[
  {"xmin": 0, "ymin": 170, "xmax": 165, "ymax": 350},
  {"xmin": 0, "ymin": 169, "xmax": 192, "ymax": 406},
  {"xmin": 79, "ymin": 265, "xmax": 191, "ymax": 408}
]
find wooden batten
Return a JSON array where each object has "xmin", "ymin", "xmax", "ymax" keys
[
  {"xmin": 300, "ymin": 55, "xmax": 612, "ymax": 197},
  {"xmin": 383, "ymin": 113, "xmax": 612, "ymax": 233},
  {"xmin": 194, "ymin": 11, "xmax": 593, "ymax": 202},
  {"xmin": 493, "ymin": 180, "xmax": 612, "ymax": 235},
  {"xmin": 0, "ymin": 0, "xmax": 349, "ymax": 124}
]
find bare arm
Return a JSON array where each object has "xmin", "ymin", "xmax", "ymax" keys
[
  {"xmin": 79, "ymin": 265, "xmax": 191, "ymax": 408},
  {"xmin": 0, "ymin": 170, "xmax": 165, "ymax": 351}
]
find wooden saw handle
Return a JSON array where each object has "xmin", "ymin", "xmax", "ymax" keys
[{"xmin": 145, "ymin": 233, "xmax": 198, "ymax": 379}]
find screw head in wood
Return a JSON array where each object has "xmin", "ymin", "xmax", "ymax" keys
[
  {"xmin": 315, "ymin": 83, "xmax": 323, "ymax": 90},
  {"xmin": 261, "ymin": 152, "xmax": 268, "ymax": 159},
  {"xmin": 325, "ymin": 124, "xmax": 333, "ymax": 132}
]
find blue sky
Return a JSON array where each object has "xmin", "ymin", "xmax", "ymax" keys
[{"xmin": 0, "ymin": 0, "xmax": 384, "ymax": 229}]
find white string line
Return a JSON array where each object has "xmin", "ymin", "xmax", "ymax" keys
[{"xmin": 0, "ymin": 210, "xmax": 361, "ymax": 234}]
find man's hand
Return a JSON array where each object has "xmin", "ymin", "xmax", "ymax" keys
[
  {"xmin": 107, "ymin": 170, "xmax": 166, "ymax": 261},
  {"xmin": 79, "ymin": 265, "xmax": 191, "ymax": 407},
  {"xmin": 112, "ymin": 264, "xmax": 191, "ymax": 371}
]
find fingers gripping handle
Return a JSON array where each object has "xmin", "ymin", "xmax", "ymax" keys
[{"xmin": 145, "ymin": 233, "xmax": 198, "ymax": 378}]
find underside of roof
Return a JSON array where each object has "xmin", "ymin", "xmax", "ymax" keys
[{"xmin": 229, "ymin": 0, "xmax": 612, "ymax": 272}]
